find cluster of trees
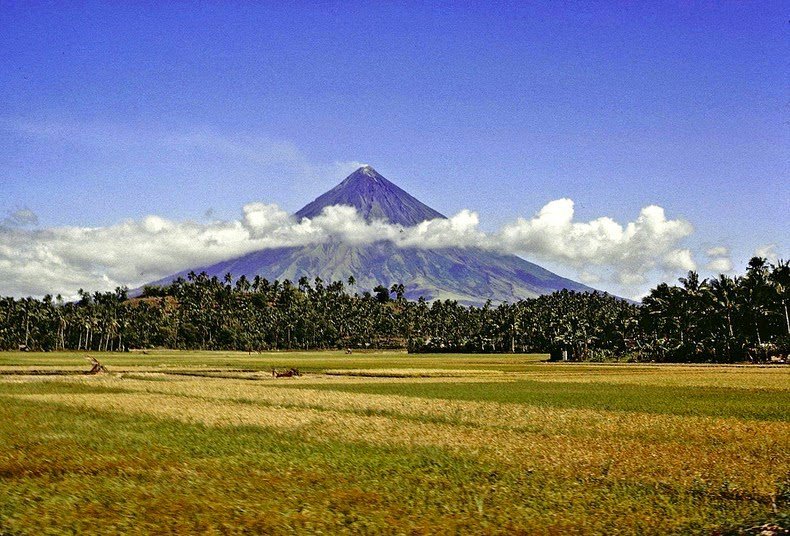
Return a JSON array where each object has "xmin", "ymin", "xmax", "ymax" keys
[
  {"xmin": 640, "ymin": 257, "xmax": 789, "ymax": 362},
  {"xmin": 1, "ymin": 258, "xmax": 787, "ymax": 363}
]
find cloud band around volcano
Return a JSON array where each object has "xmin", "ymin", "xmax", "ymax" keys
[{"xmin": 1, "ymin": 199, "xmax": 700, "ymax": 299}]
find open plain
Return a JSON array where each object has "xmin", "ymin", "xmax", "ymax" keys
[{"xmin": 1, "ymin": 351, "xmax": 788, "ymax": 534}]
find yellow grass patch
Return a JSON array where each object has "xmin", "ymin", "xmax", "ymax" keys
[
  {"xmin": 7, "ymin": 373, "xmax": 788, "ymax": 500},
  {"xmin": 523, "ymin": 366, "xmax": 790, "ymax": 390}
]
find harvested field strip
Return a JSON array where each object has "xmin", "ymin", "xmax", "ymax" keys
[
  {"xmin": 2, "ymin": 351, "xmax": 786, "ymax": 388},
  {"xmin": 519, "ymin": 367, "xmax": 790, "ymax": 390},
  {"xmin": 281, "ymin": 379, "xmax": 790, "ymax": 421},
  {"xmin": 0, "ymin": 379, "xmax": 133, "ymax": 395},
  {"xmin": 323, "ymin": 368, "xmax": 509, "ymax": 378},
  {"xmin": 6, "ymin": 375, "xmax": 788, "ymax": 446},
  {"xmin": 94, "ymin": 376, "xmax": 787, "ymax": 439},
  {"xmin": 153, "ymin": 370, "xmax": 516, "ymax": 381},
  {"xmin": 0, "ymin": 370, "xmax": 98, "ymax": 376}
]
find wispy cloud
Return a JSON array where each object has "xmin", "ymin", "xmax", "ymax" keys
[
  {"xmin": 706, "ymin": 257, "xmax": 733, "ymax": 273},
  {"xmin": 704, "ymin": 246, "xmax": 733, "ymax": 273},
  {"xmin": 2, "ymin": 208, "xmax": 39, "ymax": 228},
  {"xmin": 754, "ymin": 244, "xmax": 779, "ymax": 263},
  {"xmin": 1, "ymin": 117, "xmax": 364, "ymax": 189}
]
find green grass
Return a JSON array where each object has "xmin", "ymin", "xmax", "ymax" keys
[
  {"xmin": 278, "ymin": 379, "xmax": 790, "ymax": 421},
  {"xmin": 0, "ymin": 398, "xmax": 780, "ymax": 535},
  {"xmin": 0, "ymin": 351, "xmax": 788, "ymax": 534}
]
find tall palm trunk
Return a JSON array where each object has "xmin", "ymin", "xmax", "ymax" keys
[
  {"xmin": 784, "ymin": 299, "xmax": 790, "ymax": 336},
  {"xmin": 23, "ymin": 308, "xmax": 30, "ymax": 347}
]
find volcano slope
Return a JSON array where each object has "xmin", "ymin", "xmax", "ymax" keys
[{"xmin": 152, "ymin": 165, "xmax": 593, "ymax": 305}]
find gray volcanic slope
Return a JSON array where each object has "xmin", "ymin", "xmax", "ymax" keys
[
  {"xmin": 151, "ymin": 165, "xmax": 594, "ymax": 305},
  {"xmin": 296, "ymin": 165, "xmax": 445, "ymax": 225}
]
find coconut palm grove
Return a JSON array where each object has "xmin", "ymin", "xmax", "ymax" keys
[{"xmin": 2, "ymin": 255, "xmax": 788, "ymax": 362}]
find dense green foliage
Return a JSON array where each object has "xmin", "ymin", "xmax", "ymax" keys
[
  {"xmin": 640, "ymin": 257, "xmax": 789, "ymax": 362},
  {"xmin": 1, "ymin": 258, "xmax": 788, "ymax": 362}
]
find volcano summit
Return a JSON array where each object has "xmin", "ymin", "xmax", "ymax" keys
[
  {"xmin": 152, "ymin": 166, "xmax": 593, "ymax": 305},
  {"xmin": 296, "ymin": 165, "xmax": 445, "ymax": 226}
]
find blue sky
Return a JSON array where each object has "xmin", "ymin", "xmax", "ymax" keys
[{"xmin": 0, "ymin": 2, "xmax": 787, "ymax": 297}]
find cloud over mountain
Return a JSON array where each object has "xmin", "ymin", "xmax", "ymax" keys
[
  {"xmin": 1, "ymin": 198, "xmax": 698, "ymax": 299},
  {"xmin": 497, "ymin": 200, "xmax": 695, "ymax": 286}
]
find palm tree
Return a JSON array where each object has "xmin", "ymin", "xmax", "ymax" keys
[
  {"xmin": 769, "ymin": 260, "xmax": 790, "ymax": 336},
  {"xmin": 706, "ymin": 274, "xmax": 739, "ymax": 360},
  {"xmin": 743, "ymin": 257, "xmax": 771, "ymax": 347}
]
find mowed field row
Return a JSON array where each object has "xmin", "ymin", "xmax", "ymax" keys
[{"xmin": 1, "ymin": 352, "xmax": 788, "ymax": 534}]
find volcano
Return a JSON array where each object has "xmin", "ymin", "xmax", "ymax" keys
[
  {"xmin": 152, "ymin": 166, "xmax": 593, "ymax": 305},
  {"xmin": 296, "ymin": 165, "xmax": 445, "ymax": 225}
]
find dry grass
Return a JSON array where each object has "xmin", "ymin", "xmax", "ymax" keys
[
  {"xmin": 0, "ymin": 352, "xmax": 788, "ymax": 534},
  {"xmin": 10, "ymin": 377, "xmax": 788, "ymax": 494},
  {"xmin": 522, "ymin": 366, "xmax": 790, "ymax": 390}
]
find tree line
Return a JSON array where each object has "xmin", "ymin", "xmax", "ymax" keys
[{"xmin": 1, "ymin": 257, "xmax": 787, "ymax": 362}]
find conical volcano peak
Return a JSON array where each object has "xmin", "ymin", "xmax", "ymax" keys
[
  {"xmin": 339, "ymin": 165, "xmax": 386, "ymax": 185},
  {"xmin": 295, "ymin": 165, "xmax": 446, "ymax": 226},
  {"xmin": 152, "ymin": 163, "xmax": 596, "ymax": 305}
]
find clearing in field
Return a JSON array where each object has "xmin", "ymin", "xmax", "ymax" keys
[{"xmin": 0, "ymin": 350, "xmax": 788, "ymax": 534}]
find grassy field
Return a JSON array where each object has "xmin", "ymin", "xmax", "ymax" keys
[{"xmin": 0, "ymin": 351, "xmax": 788, "ymax": 534}]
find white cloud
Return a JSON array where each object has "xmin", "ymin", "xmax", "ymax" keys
[
  {"xmin": 706, "ymin": 257, "xmax": 733, "ymax": 273},
  {"xmin": 703, "ymin": 245, "xmax": 733, "ymax": 273},
  {"xmin": 754, "ymin": 244, "xmax": 779, "ymax": 263},
  {"xmin": 398, "ymin": 210, "xmax": 486, "ymax": 249},
  {"xmin": 0, "ymin": 199, "xmax": 705, "ymax": 299},
  {"xmin": 663, "ymin": 249, "xmax": 696, "ymax": 272},
  {"xmin": 496, "ymin": 199, "xmax": 695, "ymax": 286},
  {"xmin": 706, "ymin": 246, "xmax": 729, "ymax": 257},
  {"xmin": 241, "ymin": 203, "xmax": 294, "ymax": 238}
]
